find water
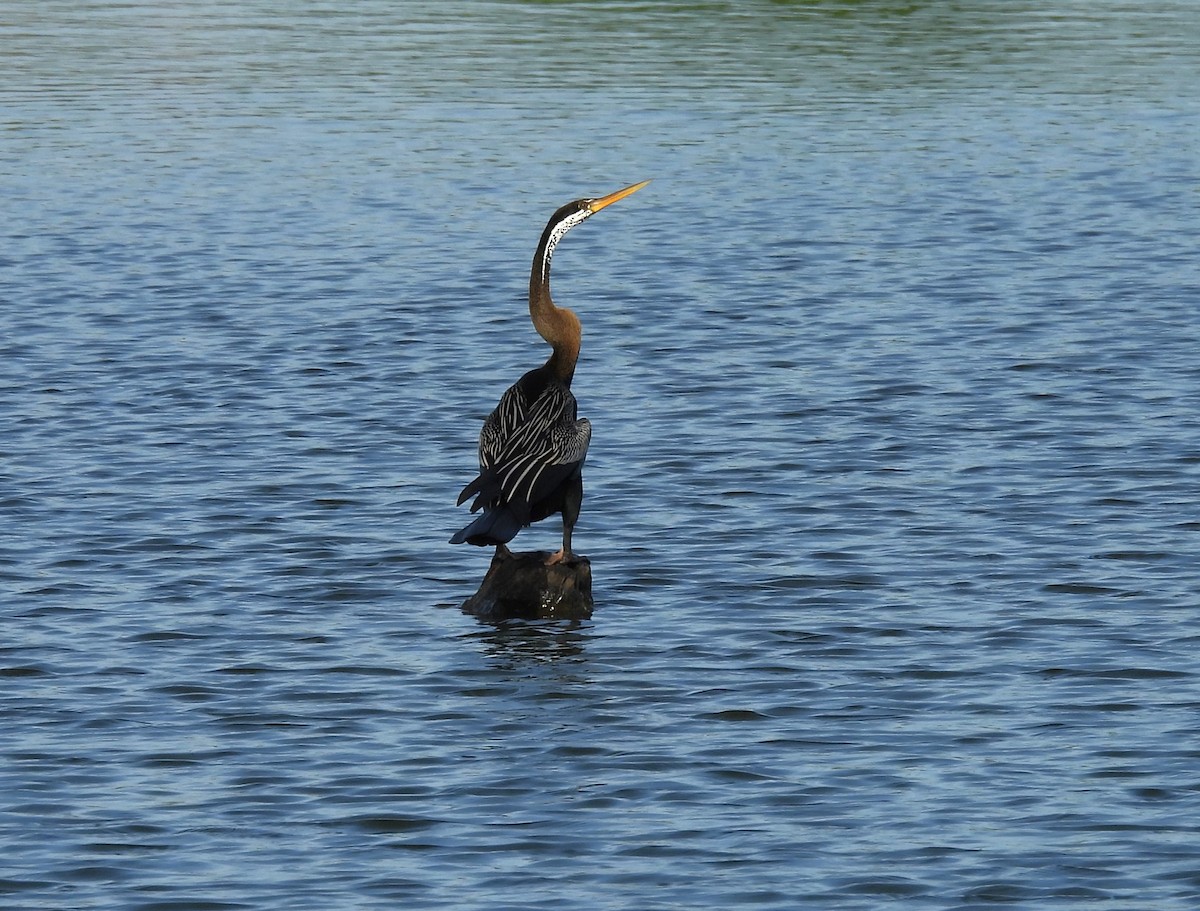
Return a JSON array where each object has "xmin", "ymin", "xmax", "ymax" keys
[{"xmin": 3, "ymin": 2, "xmax": 1200, "ymax": 908}]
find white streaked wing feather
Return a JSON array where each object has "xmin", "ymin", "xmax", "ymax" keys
[
  {"xmin": 551, "ymin": 418, "xmax": 591, "ymax": 465},
  {"xmin": 478, "ymin": 382, "xmax": 527, "ymax": 472},
  {"xmin": 496, "ymin": 418, "xmax": 591, "ymax": 509},
  {"xmin": 474, "ymin": 376, "xmax": 589, "ymax": 512}
]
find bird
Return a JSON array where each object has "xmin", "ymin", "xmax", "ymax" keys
[{"xmin": 450, "ymin": 180, "xmax": 649, "ymax": 565}]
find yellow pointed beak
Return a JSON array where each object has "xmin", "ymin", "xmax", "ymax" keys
[{"xmin": 587, "ymin": 179, "xmax": 651, "ymax": 214}]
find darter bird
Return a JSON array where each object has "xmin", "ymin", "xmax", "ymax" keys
[{"xmin": 450, "ymin": 180, "xmax": 649, "ymax": 564}]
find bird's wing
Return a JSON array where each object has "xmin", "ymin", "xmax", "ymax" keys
[
  {"xmin": 478, "ymin": 381, "xmax": 528, "ymax": 473},
  {"xmin": 490, "ymin": 381, "xmax": 571, "ymax": 466},
  {"xmin": 460, "ymin": 380, "xmax": 589, "ymax": 519},
  {"xmin": 455, "ymin": 382, "xmax": 526, "ymax": 508},
  {"xmin": 494, "ymin": 417, "xmax": 591, "ymax": 523}
]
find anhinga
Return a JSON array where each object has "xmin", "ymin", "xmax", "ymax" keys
[{"xmin": 450, "ymin": 180, "xmax": 649, "ymax": 564}]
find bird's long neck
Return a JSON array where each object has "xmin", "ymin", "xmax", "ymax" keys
[{"xmin": 529, "ymin": 212, "xmax": 585, "ymax": 384}]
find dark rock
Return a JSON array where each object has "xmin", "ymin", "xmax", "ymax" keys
[{"xmin": 461, "ymin": 548, "xmax": 593, "ymax": 623}]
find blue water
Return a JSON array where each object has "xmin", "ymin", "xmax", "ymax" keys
[{"xmin": 4, "ymin": 2, "xmax": 1200, "ymax": 909}]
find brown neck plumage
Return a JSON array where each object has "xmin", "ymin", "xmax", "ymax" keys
[{"xmin": 529, "ymin": 213, "xmax": 584, "ymax": 384}]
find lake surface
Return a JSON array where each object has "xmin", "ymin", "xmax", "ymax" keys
[{"xmin": 3, "ymin": 1, "xmax": 1200, "ymax": 908}]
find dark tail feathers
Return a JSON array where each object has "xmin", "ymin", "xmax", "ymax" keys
[
  {"xmin": 455, "ymin": 474, "xmax": 485, "ymax": 508},
  {"xmin": 449, "ymin": 508, "xmax": 522, "ymax": 546}
]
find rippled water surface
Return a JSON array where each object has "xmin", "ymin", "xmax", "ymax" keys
[{"xmin": 4, "ymin": 2, "xmax": 1200, "ymax": 909}]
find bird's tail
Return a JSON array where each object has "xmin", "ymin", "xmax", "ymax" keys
[
  {"xmin": 455, "ymin": 474, "xmax": 486, "ymax": 508},
  {"xmin": 449, "ymin": 507, "xmax": 522, "ymax": 546},
  {"xmin": 456, "ymin": 472, "xmax": 500, "ymax": 512}
]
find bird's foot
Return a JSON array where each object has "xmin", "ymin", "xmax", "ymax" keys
[
  {"xmin": 496, "ymin": 543, "xmax": 512, "ymax": 560},
  {"xmin": 545, "ymin": 548, "xmax": 570, "ymax": 566}
]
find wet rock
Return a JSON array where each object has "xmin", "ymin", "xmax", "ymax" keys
[{"xmin": 461, "ymin": 548, "xmax": 593, "ymax": 622}]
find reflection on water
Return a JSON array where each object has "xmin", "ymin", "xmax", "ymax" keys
[
  {"xmin": 4, "ymin": 2, "xmax": 1200, "ymax": 910},
  {"xmin": 464, "ymin": 620, "xmax": 592, "ymax": 667}
]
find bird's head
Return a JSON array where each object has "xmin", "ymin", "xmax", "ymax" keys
[
  {"xmin": 551, "ymin": 179, "xmax": 651, "ymax": 230},
  {"xmin": 542, "ymin": 177, "xmax": 657, "ymax": 268}
]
